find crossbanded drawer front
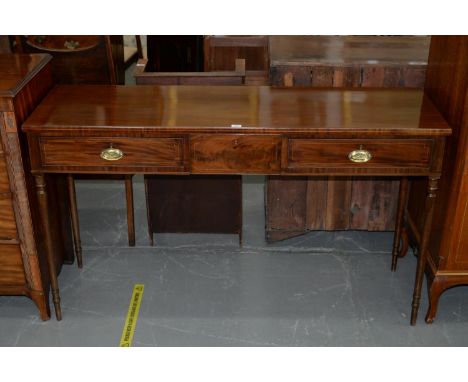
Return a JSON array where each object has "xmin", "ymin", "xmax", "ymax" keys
[
  {"xmin": 0, "ymin": 244, "xmax": 26, "ymax": 286},
  {"xmin": 0, "ymin": 196, "xmax": 17, "ymax": 240},
  {"xmin": 190, "ymin": 135, "xmax": 282, "ymax": 173},
  {"xmin": 39, "ymin": 137, "xmax": 185, "ymax": 168},
  {"xmin": 287, "ymin": 139, "xmax": 432, "ymax": 169}
]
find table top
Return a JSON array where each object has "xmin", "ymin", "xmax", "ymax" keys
[
  {"xmin": 0, "ymin": 54, "xmax": 51, "ymax": 97},
  {"xmin": 23, "ymin": 85, "xmax": 451, "ymax": 137},
  {"xmin": 269, "ymin": 36, "xmax": 431, "ymax": 67}
]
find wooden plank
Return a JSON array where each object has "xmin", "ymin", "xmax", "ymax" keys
[
  {"xmin": 305, "ymin": 177, "xmax": 328, "ymax": 230},
  {"xmin": 325, "ymin": 177, "xmax": 353, "ymax": 230},
  {"xmin": 265, "ymin": 176, "xmax": 307, "ymax": 231}
]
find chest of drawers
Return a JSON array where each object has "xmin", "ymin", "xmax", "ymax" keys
[{"xmin": 0, "ymin": 54, "xmax": 73, "ymax": 320}]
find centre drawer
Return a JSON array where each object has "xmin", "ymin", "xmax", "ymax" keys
[
  {"xmin": 287, "ymin": 139, "xmax": 433, "ymax": 169},
  {"xmin": 0, "ymin": 195, "xmax": 17, "ymax": 240},
  {"xmin": 39, "ymin": 137, "xmax": 185, "ymax": 169},
  {"xmin": 190, "ymin": 135, "xmax": 282, "ymax": 173}
]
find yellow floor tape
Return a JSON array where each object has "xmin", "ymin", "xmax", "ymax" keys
[{"xmin": 119, "ymin": 284, "xmax": 145, "ymax": 347}]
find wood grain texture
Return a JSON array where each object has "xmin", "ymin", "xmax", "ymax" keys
[
  {"xmin": 0, "ymin": 244, "xmax": 26, "ymax": 286},
  {"xmin": 23, "ymin": 86, "xmax": 449, "ymax": 137},
  {"xmin": 0, "ymin": 195, "xmax": 17, "ymax": 240}
]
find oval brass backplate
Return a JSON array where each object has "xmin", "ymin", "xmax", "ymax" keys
[
  {"xmin": 100, "ymin": 147, "xmax": 124, "ymax": 161},
  {"xmin": 348, "ymin": 149, "xmax": 372, "ymax": 163}
]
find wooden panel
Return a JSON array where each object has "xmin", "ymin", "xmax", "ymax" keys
[
  {"xmin": 0, "ymin": 153, "xmax": 10, "ymax": 193},
  {"xmin": 266, "ymin": 176, "xmax": 307, "ymax": 231},
  {"xmin": 0, "ymin": 195, "xmax": 17, "ymax": 240},
  {"xmin": 0, "ymin": 244, "xmax": 26, "ymax": 286},
  {"xmin": 288, "ymin": 139, "xmax": 432, "ymax": 169},
  {"xmin": 204, "ymin": 36, "xmax": 269, "ymax": 71},
  {"xmin": 191, "ymin": 135, "xmax": 281, "ymax": 173},
  {"xmin": 146, "ymin": 175, "xmax": 242, "ymax": 234},
  {"xmin": 39, "ymin": 137, "xmax": 184, "ymax": 168}
]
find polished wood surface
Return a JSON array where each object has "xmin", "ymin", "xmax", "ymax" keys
[
  {"xmin": 23, "ymin": 85, "xmax": 449, "ymax": 136},
  {"xmin": 405, "ymin": 36, "xmax": 468, "ymax": 323},
  {"xmin": 0, "ymin": 54, "xmax": 51, "ymax": 96},
  {"xmin": 0, "ymin": 53, "xmax": 73, "ymax": 320},
  {"xmin": 23, "ymin": 83, "xmax": 450, "ymax": 324}
]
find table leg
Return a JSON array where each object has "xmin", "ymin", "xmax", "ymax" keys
[
  {"xmin": 391, "ymin": 177, "xmax": 409, "ymax": 271},
  {"xmin": 125, "ymin": 175, "xmax": 135, "ymax": 247},
  {"xmin": 34, "ymin": 174, "xmax": 62, "ymax": 321},
  {"xmin": 67, "ymin": 174, "xmax": 83, "ymax": 268},
  {"xmin": 410, "ymin": 176, "xmax": 439, "ymax": 325}
]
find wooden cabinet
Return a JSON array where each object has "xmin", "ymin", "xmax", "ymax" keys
[
  {"xmin": 0, "ymin": 54, "xmax": 72, "ymax": 320},
  {"xmin": 405, "ymin": 36, "xmax": 468, "ymax": 323}
]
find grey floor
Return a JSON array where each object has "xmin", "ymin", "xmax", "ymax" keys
[{"xmin": 1, "ymin": 175, "xmax": 468, "ymax": 346}]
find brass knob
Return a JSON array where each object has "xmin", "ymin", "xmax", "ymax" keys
[
  {"xmin": 348, "ymin": 147, "xmax": 372, "ymax": 163},
  {"xmin": 100, "ymin": 146, "xmax": 123, "ymax": 161}
]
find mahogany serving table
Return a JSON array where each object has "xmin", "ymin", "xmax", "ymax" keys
[{"xmin": 22, "ymin": 85, "xmax": 451, "ymax": 324}]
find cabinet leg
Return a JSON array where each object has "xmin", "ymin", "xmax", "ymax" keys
[
  {"xmin": 410, "ymin": 176, "xmax": 439, "ymax": 325},
  {"xmin": 67, "ymin": 174, "xmax": 83, "ymax": 268},
  {"xmin": 425, "ymin": 278, "xmax": 446, "ymax": 324},
  {"xmin": 125, "ymin": 175, "xmax": 135, "ymax": 247},
  {"xmin": 391, "ymin": 177, "xmax": 409, "ymax": 271},
  {"xmin": 35, "ymin": 174, "xmax": 62, "ymax": 321}
]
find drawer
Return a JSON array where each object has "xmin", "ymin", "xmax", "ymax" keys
[
  {"xmin": 0, "ymin": 154, "xmax": 10, "ymax": 194},
  {"xmin": 0, "ymin": 244, "xmax": 26, "ymax": 286},
  {"xmin": 39, "ymin": 137, "xmax": 185, "ymax": 169},
  {"xmin": 287, "ymin": 139, "xmax": 432, "ymax": 169},
  {"xmin": 0, "ymin": 195, "xmax": 17, "ymax": 240},
  {"xmin": 190, "ymin": 135, "xmax": 282, "ymax": 173}
]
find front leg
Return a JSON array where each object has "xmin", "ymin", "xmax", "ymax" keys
[
  {"xmin": 34, "ymin": 174, "xmax": 62, "ymax": 321},
  {"xmin": 410, "ymin": 176, "xmax": 439, "ymax": 325}
]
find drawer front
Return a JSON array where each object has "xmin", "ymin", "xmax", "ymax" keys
[
  {"xmin": 288, "ymin": 139, "xmax": 432, "ymax": 169},
  {"xmin": 0, "ymin": 195, "xmax": 17, "ymax": 240},
  {"xmin": 0, "ymin": 244, "xmax": 26, "ymax": 286},
  {"xmin": 39, "ymin": 137, "xmax": 185, "ymax": 169},
  {"xmin": 0, "ymin": 154, "xmax": 10, "ymax": 194},
  {"xmin": 191, "ymin": 135, "xmax": 282, "ymax": 173}
]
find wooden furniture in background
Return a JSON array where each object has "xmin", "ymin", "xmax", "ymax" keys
[
  {"xmin": 146, "ymin": 35, "xmax": 204, "ymax": 72},
  {"xmin": 204, "ymin": 35, "xmax": 269, "ymax": 85},
  {"xmin": 12, "ymin": 36, "xmax": 135, "ymax": 248},
  {"xmin": 0, "ymin": 36, "xmax": 11, "ymax": 53},
  {"xmin": 23, "ymin": 85, "xmax": 450, "ymax": 323},
  {"xmin": 0, "ymin": 54, "xmax": 73, "ymax": 320},
  {"xmin": 134, "ymin": 59, "xmax": 247, "ymax": 244},
  {"xmin": 402, "ymin": 36, "xmax": 468, "ymax": 323},
  {"xmin": 266, "ymin": 35, "xmax": 431, "ymax": 242},
  {"xmin": 134, "ymin": 58, "xmax": 246, "ymax": 85},
  {"xmin": 11, "ymin": 35, "xmax": 125, "ymax": 85}
]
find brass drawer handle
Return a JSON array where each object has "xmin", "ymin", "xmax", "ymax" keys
[
  {"xmin": 100, "ymin": 146, "xmax": 124, "ymax": 161},
  {"xmin": 348, "ymin": 147, "xmax": 372, "ymax": 163}
]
